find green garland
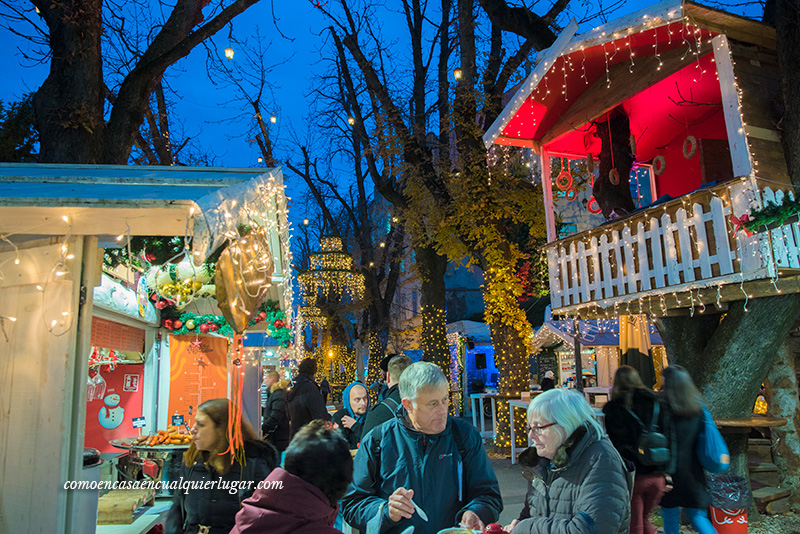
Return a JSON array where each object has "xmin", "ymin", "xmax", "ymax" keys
[
  {"xmin": 165, "ymin": 300, "xmax": 293, "ymax": 344},
  {"xmin": 744, "ymin": 195, "xmax": 800, "ymax": 232}
]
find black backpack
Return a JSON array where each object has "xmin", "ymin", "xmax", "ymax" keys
[{"xmin": 627, "ymin": 401, "xmax": 671, "ymax": 469}]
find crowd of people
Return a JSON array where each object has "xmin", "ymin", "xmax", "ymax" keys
[{"xmin": 164, "ymin": 357, "xmax": 729, "ymax": 534}]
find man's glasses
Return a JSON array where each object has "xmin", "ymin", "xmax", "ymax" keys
[{"xmin": 525, "ymin": 422, "xmax": 557, "ymax": 435}]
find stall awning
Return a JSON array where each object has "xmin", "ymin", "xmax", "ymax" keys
[{"xmin": 0, "ymin": 163, "xmax": 288, "ymax": 265}]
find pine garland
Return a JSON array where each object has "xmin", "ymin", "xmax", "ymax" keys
[
  {"xmin": 744, "ymin": 195, "xmax": 800, "ymax": 232},
  {"xmin": 162, "ymin": 300, "xmax": 292, "ymax": 344}
]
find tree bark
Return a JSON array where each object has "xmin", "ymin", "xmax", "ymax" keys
[
  {"xmin": 657, "ymin": 294, "xmax": 800, "ymax": 484},
  {"xmin": 33, "ymin": 0, "xmax": 104, "ymax": 163},
  {"xmin": 765, "ymin": 335, "xmax": 800, "ymax": 503}
]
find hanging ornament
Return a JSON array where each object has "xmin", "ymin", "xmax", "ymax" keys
[
  {"xmin": 555, "ymin": 158, "xmax": 573, "ymax": 191},
  {"xmin": 587, "ymin": 196, "xmax": 601, "ymax": 214},
  {"xmin": 586, "ymin": 155, "xmax": 595, "ymax": 174},
  {"xmin": 683, "ymin": 135, "xmax": 697, "ymax": 159},
  {"xmin": 199, "ymin": 323, "xmax": 210, "ymax": 334},
  {"xmin": 185, "ymin": 319, "xmax": 196, "ymax": 330},
  {"xmin": 653, "ymin": 155, "xmax": 666, "ymax": 175},
  {"xmin": 566, "ymin": 187, "xmax": 578, "ymax": 201},
  {"xmin": 629, "ymin": 134, "xmax": 637, "ymax": 157},
  {"xmin": 609, "ymin": 168, "xmax": 620, "ymax": 186}
]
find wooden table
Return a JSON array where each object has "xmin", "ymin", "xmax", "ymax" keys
[
  {"xmin": 470, "ymin": 392, "xmax": 497, "ymax": 439},
  {"xmin": 713, "ymin": 415, "xmax": 787, "ymax": 489},
  {"xmin": 583, "ymin": 386, "xmax": 612, "ymax": 405}
]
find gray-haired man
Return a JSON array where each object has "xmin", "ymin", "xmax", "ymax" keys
[{"xmin": 341, "ymin": 361, "xmax": 502, "ymax": 533}]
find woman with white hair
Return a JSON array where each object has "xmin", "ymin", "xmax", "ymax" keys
[{"xmin": 505, "ymin": 388, "xmax": 632, "ymax": 534}]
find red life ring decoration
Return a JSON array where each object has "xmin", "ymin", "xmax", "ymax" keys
[
  {"xmin": 566, "ymin": 187, "xmax": 577, "ymax": 201},
  {"xmin": 683, "ymin": 135, "xmax": 697, "ymax": 159},
  {"xmin": 556, "ymin": 170, "xmax": 573, "ymax": 191},
  {"xmin": 609, "ymin": 168, "xmax": 620, "ymax": 185},
  {"xmin": 555, "ymin": 159, "xmax": 573, "ymax": 191},
  {"xmin": 587, "ymin": 196, "xmax": 601, "ymax": 214},
  {"xmin": 653, "ymin": 155, "xmax": 666, "ymax": 175}
]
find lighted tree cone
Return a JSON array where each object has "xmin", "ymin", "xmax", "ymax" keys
[
  {"xmin": 215, "ymin": 229, "xmax": 274, "ymax": 333},
  {"xmin": 656, "ymin": 294, "xmax": 800, "ymax": 495}
]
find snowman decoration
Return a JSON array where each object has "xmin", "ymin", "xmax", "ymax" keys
[{"xmin": 98, "ymin": 393, "xmax": 125, "ymax": 429}]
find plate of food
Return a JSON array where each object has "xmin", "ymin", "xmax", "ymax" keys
[{"xmin": 111, "ymin": 427, "xmax": 192, "ymax": 449}]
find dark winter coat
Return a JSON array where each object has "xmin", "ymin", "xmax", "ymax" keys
[
  {"xmin": 603, "ymin": 388, "xmax": 670, "ymax": 475},
  {"xmin": 512, "ymin": 424, "xmax": 632, "ymax": 534},
  {"xmin": 262, "ymin": 387, "xmax": 291, "ymax": 452},
  {"xmin": 164, "ymin": 440, "xmax": 278, "ymax": 534},
  {"xmin": 540, "ymin": 377, "xmax": 556, "ymax": 391},
  {"xmin": 658, "ymin": 408, "xmax": 708, "ymax": 510},
  {"xmin": 230, "ymin": 467, "xmax": 342, "ymax": 534},
  {"xmin": 286, "ymin": 374, "xmax": 331, "ymax": 437},
  {"xmin": 360, "ymin": 384, "xmax": 401, "ymax": 438},
  {"xmin": 332, "ymin": 408, "xmax": 365, "ymax": 449},
  {"xmin": 341, "ymin": 413, "xmax": 502, "ymax": 533}
]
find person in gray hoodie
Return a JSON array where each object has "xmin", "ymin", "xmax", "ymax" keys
[{"xmin": 506, "ymin": 388, "xmax": 633, "ymax": 534}]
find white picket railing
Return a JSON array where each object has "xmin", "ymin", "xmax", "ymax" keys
[{"xmin": 546, "ymin": 185, "xmax": 793, "ymax": 312}]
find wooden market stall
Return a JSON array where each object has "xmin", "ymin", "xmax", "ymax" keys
[
  {"xmin": 531, "ymin": 318, "xmax": 666, "ymax": 390},
  {"xmin": 483, "ymin": 0, "xmax": 796, "ymax": 318},
  {"xmin": 0, "ymin": 163, "xmax": 293, "ymax": 533}
]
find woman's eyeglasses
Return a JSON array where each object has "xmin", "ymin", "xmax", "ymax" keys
[{"xmin": 525, "ymin": 422, "xmax": 557, "ymax": 435}]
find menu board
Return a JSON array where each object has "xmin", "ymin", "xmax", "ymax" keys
[
  {"xmin": 536, "ymin": 349, "xmax": 559, "ymax": 381},
  {"xmin": 168, "ymin": 335, "xmax": 229, "ymax": 425}
]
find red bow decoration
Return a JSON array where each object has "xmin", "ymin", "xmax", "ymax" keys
[
  {"xmin": 730, "ymin": 214, "xmax": 753, "ymax": 237},
  {"xmin": 163, "ymin": 319, "xmax": 175, "ymax": 330}
]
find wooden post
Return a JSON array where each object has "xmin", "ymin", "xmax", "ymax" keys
[{"xmin": 573, "ymin": 316, "xmax": 583, "ymax": 393}]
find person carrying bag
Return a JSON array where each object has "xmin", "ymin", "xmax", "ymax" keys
[{"xmin": 696, "ymin": 406, "xmax": 730, "ymax": 474}]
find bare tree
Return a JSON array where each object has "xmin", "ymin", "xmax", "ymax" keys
[{"xmin": 1, "ymin": 0, "xmax": 275, "ymax": 163}]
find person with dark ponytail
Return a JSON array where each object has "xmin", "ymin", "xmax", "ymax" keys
[
  {"xmin": 603, "ymin": 366, "xmax": 670, "ymax": 534},
  {"xmin": 164, "ymin": 398, "xmax": 277, "ymax": 534}
]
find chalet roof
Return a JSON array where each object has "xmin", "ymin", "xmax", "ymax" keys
[
  {"xmin": 0, "ymin": 163, "xmax": 289, "ymax": 266},
  {"xmin": 532, "ymin": 319, "xmax": 663, "ymax": 350},
  {"xmin": 483, "ymin": 0, "xmax": 775, "ymax": 151}
]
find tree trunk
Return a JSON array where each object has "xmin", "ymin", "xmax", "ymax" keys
[
  {"xmin": 765, "ymin": 335, "xmax": 800, "ymax": 503},
  {"xmin": 33, "ymin": 0, "xmax": 105, "ymax": 163},
  {"xmin": 657, "ymin": 294, "xmax": 800, "ymax": 485},
  {"xmin": 415, "ymin": 244, "xmax": 450, "ymax": 373}
]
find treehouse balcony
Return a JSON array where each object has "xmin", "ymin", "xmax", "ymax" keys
[
  {"xmin": 483, "ymin": 0, "xmax": 798, "ymax": 316},
  {"xmin": 545, "ymin": 181, "xmax": 800, "ymax": 316}
]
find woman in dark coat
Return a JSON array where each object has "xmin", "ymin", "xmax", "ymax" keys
[
  {"xmin": 603, "ymin": 366, "xmax": 669, "ymax": 534},
  {"xmin": 164, "ymin": 398, "xmax": 278, "ymax": 534},
  {"xmin": 231, "ymin": 420, "xmax": 353, "ymax": 534},
  {"xmin": 263, "ymin": 379, "xmax": 291, "ymax": 452},
  {"xmin": 506, "ymin": 388, "xmax": 632, "ymax": 533},
  {"xmin": 659, "ymin": 365, "xmax": 716, "ymax": 534}
]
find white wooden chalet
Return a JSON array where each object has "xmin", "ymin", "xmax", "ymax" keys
[{"xmin": 485, "ymin": 0, "xmax": 795, "ymax": 317}]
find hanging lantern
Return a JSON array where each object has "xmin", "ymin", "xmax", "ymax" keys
[
  {"xmin": 224, "ymin": 46, "xmax": 235, "ymax": 60},
  {"xmin": 453, "ymin": 68, "xmax": 463, "ymax": 81},
  {"xmin": 270, "ymin": 114, "xmax": 277, "ymax": 124}
]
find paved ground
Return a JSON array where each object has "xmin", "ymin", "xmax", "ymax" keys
[{"xmin": 490, "ymin": 455, "xmax": 528, "ymax": 527}]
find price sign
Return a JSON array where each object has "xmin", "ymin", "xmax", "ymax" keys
[
  {"xmin": 172, "ymin": 414, "xmax": 185, "ymax": 426},
  {"xmin": 132, "ymin": 416, "xmax": 146, "ymax": 428}
]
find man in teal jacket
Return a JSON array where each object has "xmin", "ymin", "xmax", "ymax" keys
[{"xmin": 341, "ymin": 362, "xmax": 502, "ymax": 533}]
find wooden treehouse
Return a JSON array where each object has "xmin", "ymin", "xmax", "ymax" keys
[{"xmin": 484, "ymin": 0, "xmax": 797, "ymax": 318}]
